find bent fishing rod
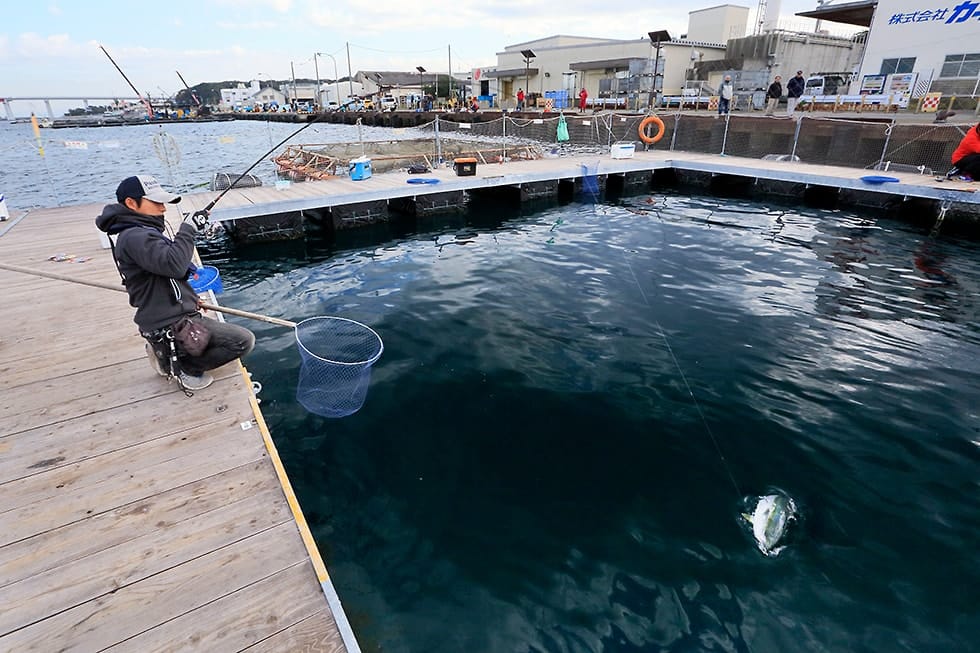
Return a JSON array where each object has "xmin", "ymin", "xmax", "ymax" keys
[
  {"xmin": 194, "ymin": 113, "xmax": 328, "ymax": 219},
  {"xmin": 98, "ymin": 44, "xmax": 154, "ymax": 122}
]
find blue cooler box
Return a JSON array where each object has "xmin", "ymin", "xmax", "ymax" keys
[{"xmin": 349, "ymin": 156, "xmax": 372, "ymax": 181}]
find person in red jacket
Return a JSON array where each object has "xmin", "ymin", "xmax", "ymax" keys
[
  {"xmin": 579, "ymin": 87, "xmax": 588, "ymax": 112},
  {"xmin": 947, "ymin": 122, "xmax": 980, "ymax": 180}
]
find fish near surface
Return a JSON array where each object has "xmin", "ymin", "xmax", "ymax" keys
[{"xmin": 742, "ymin": 492, "xmax": 799, "ymax": 557}]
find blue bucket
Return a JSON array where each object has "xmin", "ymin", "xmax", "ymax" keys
[{"xmin": 188, "ymin": 265, "xmax": 223, "ymax": 294}]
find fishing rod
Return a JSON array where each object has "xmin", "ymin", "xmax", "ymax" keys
[
  {"xmin": 196, "ymin": 113, "xmax": 327, "ymax": 217},
  {"xmin": 175, "ymin": 70, "xmax": 202, "ymax": 107},
  {"xmin": 98, "ymin": 44, "xmax": 154, "ymax": 120}
]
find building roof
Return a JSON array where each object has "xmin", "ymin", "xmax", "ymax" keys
[
  {"xmin": 569, "ymin": 58, "xmax": 636, "ymax": 71},
  {"xmin": 359, "ymin": 70, "xmax": 469, "ymax": 86},
  {"xmin": 483, "ymin": 68, "xmax": 540, "ymax": 79},
  {"xmin": 795, "ymin": 0, "xmax": 876, "ymax": 27}
]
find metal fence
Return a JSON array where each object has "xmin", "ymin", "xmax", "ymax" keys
[{"xmin": 418, "ymin": 112, "xmax": 971, "ymax": 177}]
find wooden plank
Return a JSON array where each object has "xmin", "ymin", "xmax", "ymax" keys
[
  {"xmin": 0, "ymin": 523, "xmax": 314, "ymax": 652},
  {"xmin": 0, "ymin": 486, "xmax": 290, "ymax": 636},
  {"xmin": 0, "ymin": 388, "xmax": 238, "ymax": 484},
  {"xmin": 0, "ymin": 395, "xmax": 259, "ymax": 512},
  {"xmin": 0, "ymin": 460, "xmax": 277, "ymax": 589},
  {"xmin": 243, "ymin": 610, "xmax": 345, "ymax": 653},
  {"xmin": 0, "ymin": 358, "xmax": 242, "ymax": 435},
  {"xmin": 105, "ymin": 563, "xmax": 339, "ymax": 653},
  {"xmin": 0, "ymin": 414, "xmax": 264, "ymax": 547}
]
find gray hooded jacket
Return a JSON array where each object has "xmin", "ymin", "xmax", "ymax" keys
[{"xmin": 95, "ymin": 204, "xmax": 199, "ymax": 332}]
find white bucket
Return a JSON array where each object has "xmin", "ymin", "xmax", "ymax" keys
[{"xmin": 97, "ymin": 229, "xmax": 112, "ymax": 249}]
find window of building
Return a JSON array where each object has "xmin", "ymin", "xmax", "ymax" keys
[
  {"xmin": 940, "ymin": 53, "xmax": 980, "ymax": 78},
  {"xmin": 880, "ymin": 58, "xmax": 916, "ymax": 75}
]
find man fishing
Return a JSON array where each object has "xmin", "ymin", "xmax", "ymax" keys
[{"xmin": 95, "ymin": 175, "xmax": 254, "ymax": 391}]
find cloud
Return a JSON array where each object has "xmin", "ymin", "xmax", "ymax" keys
[{"xmin": 215, "ymin": 20, "xmax": 280, "ymax": 30}]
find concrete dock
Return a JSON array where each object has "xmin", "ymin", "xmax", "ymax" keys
[{"xmin": 175, "ymin": 149, "xmax": 979, "ymax": 232}]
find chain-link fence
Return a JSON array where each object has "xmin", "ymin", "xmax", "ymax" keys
[{"xmin": 413, "ymin": 112, "xmax": 971, "ymax": 177}]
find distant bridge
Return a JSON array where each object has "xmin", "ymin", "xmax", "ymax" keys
[{"xmin": 0, "ymin": 96, "xmax": 141, "ymax": 121}]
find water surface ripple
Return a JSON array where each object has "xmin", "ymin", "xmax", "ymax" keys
[{"xmin": 203, "ymin": 191, "xmax": 980, "ymax": 652}]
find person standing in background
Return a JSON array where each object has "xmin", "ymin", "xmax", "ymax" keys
[
  {"xmin": 765, "ymin": 75, "xmax": 782, "ymax": 116},
  {"xmin": 786, "ymin": 70, "xmax": 806, "ymax": 116},
  {"xmin": 579, "ymin": 87, "xmax": 588, "ymax": 112},
  {"xmin": 718, "ymin": 75, "xmax": 734, "ymax": 115},
  {"xmin": 516, "ymin": 88, "xmax": 525, "ymax": 111}
]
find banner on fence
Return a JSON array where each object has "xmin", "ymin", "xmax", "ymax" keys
[{"xmin": 920, "ymin": 92, "xmax": 943, "ymax": 113}]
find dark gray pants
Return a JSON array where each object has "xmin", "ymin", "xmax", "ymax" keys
[
  {"xmin": 149, "ymin": 314, "xmax": 255, "ymax": 376},
  {"xmin": 953, "ymin": 153, "xmax": 980, "ymax": 178}
]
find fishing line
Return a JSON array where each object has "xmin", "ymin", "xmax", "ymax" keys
[
  {"xmin": 619, "ymin": 202, "xmax": 743, "ymax": 498},
  {"xmin": 200, "ymin": 114, "xmax": 326, "ymax": 214}
]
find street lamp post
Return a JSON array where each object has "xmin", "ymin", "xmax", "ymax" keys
[
  {"xmin": 647, "ymin": 30, "xmax": 671, "ymax": 110},
  {"xmin": 316, "ymin": 52, "xmax": 341, "ymax": 108},
  {"xmin": 521, "ymin": 49, "xmax": 536, "ymax": 108},
  {"xmin": 313, "ymin": 53, "xmax": 321, "ymax": 111},
  {"xmin": 416, "ymin": 66, "xmax": 426, "ymax": 110}
]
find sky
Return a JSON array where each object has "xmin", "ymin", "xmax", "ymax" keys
[{"xmin": 2, "ymin": 0, "xmax": 840, "ymax": 101}]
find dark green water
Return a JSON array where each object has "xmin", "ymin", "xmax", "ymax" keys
[{"xmin": 203, "ymin": 192, "xmax": 980, "ymax": 653}]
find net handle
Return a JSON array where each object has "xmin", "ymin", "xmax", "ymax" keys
[
  {"xmin": 198, "ymin": 302, "xmax": 296, "ymax": 328},
  {"xmin": 0, "ymin": 261, "xmax": 297, "ymax": 329}
]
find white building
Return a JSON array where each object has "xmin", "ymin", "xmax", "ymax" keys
[
  {"xmin": 218, "ymin": 81, "xmax": 286, "ymax": 111},
  {"xmin": 472, "ymin": 7, "xmax": 749, "ymax": 110},
  {"xmin": 799, "ymin": 0, "xmax": 980, "ymax": 96}
]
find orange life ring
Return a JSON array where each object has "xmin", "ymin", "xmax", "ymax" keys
[{"xmin": 638, "ymin": 115, "xmax": 665, "ymax": 144}]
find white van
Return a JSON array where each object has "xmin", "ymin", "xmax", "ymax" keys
[
  {"xmin": 379, "ymin": 95, "xmax": 398, "ymax": 111},
  {"xmin": 805, "ymin": 74, "xmax": 848, "ymax": 96}
]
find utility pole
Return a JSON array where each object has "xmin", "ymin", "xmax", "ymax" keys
[
  {"xmin": 646, "ymin": 31, "xmax": 671, "ymax": 110},
  {"xmin": 313, "ymin": 53, "xmax": 321, "ymax": 110},
  {"xmin": 317, "ymin": 52, "xmax": 341, "ymax": 106},
  {"xmin": 346, "ymin": 42, "xmax": 354, "ymax": 97}
]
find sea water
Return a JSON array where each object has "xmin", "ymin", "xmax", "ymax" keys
[
  {"xmin": 0, "ymin": 118, "xmax": 419, "ymax": 210},
  {"xmin": 202, "ymin": 193, "xmax": 980, "ymax": 652}
]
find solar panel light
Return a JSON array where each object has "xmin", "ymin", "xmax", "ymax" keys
[
  {"xmin": 648, "ymin": 30, "xmax": 671, "ymax": 44},
  {"xmin": 520, "ymin": 49, "xmax": 536, "ymax": 60}
]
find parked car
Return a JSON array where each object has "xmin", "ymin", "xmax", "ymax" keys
[
  {"xmin": 379, "ymin": 95, "xmax": 398, "ymax": 111},
  {"xmin": 805, "ymin": 74, "xmax": 849, "ymax": 96},
  {"xmin": 341, "ymin": 96, "xmax": 364, "ymax": 111},
  {"xmin": 362, "ymin": 97, "xmax": 375, "ymax": 110}
]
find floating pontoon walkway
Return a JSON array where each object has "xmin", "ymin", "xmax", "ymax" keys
[
  {"xmin": 0, "ymin": 206, "xmax": 356, "ymax": 651},
  {"xmin": 176, "ymin": 150, "xmax": 980, "ymax": 225}
]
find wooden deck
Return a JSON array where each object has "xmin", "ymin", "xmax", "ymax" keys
[{"xmin": 0, "ymin": 205, "xmax": 352, "ymax": 651}]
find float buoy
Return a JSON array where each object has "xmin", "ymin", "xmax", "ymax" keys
[{"xmin": 638, "ymin": 115, "xmax": 665, "ymax": 144}]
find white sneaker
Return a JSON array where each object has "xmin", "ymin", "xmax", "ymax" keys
[
  {"xmin": 178, "ymin": 371, "xmax": 214, "ymax": 390},
  {"xmin": 146, "ymin": 343, "xmax": 168, "ymax": 377}
]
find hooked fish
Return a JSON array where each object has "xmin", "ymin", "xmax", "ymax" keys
[{"xmin": 742, "ymin": 492, "xmax": 799, "ymax": 557}]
